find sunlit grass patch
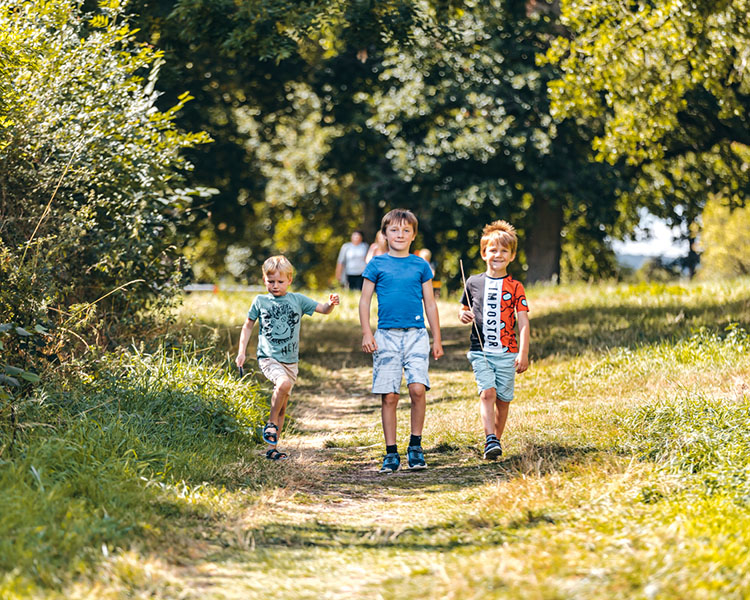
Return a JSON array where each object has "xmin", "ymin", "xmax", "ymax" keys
[{"xmin": 0, "ymin": 346, "xmax": 268, "ymax": 595}]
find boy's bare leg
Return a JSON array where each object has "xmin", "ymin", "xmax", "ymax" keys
[
  {"xmin": 381, "ymin": 393, "xmax": 400, "ymax": 446},
  {"xmin": 267, "ymin": 377, "xmax": 293, "ymax": 450},
  {"xmin": 479, "ymin": 388, "xmax": 498, "ymax": 436},
  {"xmin": 407, "ymin": 382, "xmax": 427, "ymax": 437},
  {"xmin": 494, "ymin": 398, "xmax": 510, "ymax": 439}
]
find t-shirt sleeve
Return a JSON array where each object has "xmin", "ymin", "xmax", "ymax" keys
[
  {"xmin": 516, "ymin": 282, "xmax": 529, "ymax": 312},
  {"xmin": 420, "ymin": 258, "xmax": 433, "ymax": 283},
  {"xmin": 337, "ymin": 243, "xmax": 348, "ymax": 264},
  {"xmin": 460, "ymin": 288, "xmax": 469, "ymax": 306},
  {"xmin": 362, "ymin": 258, "xmax": 379, "ymax": 282},
  {"xmin": 247, "ymin": 297, "xmax": 260, "ymax": 320},
  {"xmin": 297, "ymin": 293, "xmax": 319, "ymax": 316}
]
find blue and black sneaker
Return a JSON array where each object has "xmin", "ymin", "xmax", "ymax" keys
[
  {"xmin": 379, "ymin": 452, "xmax": 400, "ymax": 473},
  {"xmin": 407, "ymin": 445, "xmax": 427, "ymax": 470},
  {"xmin": 483, "ymin": 434, "xmax": 502, "ymax": 460}
]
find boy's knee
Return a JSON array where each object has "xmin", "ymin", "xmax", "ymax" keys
[
  {"xmin": 381, "ymin": 393, "xmax": 399, "ymax": 408},
  {"xmin": 275, "ymin": 378, "xmax": 294, "ymax": 394},
  {"xmin": 480, "ymin": 388, "xmax": 497, "ymax": 402}
]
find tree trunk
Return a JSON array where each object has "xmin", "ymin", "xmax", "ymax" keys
[
  {"xmin": 361, "ymin": 197, "xmax": 380, "ymax": 243},
  {"xmin": 525, "ymin": 196, "xmax": 563, "ymax": 284}
]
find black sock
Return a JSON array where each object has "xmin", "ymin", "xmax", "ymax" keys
[
  {"xmin": 386, "ymin": 444, "xmax": 398, "ymax": 455},
  {"xmin": 409, "ymin": 434, "xmax": 422, "ymax": 448}
]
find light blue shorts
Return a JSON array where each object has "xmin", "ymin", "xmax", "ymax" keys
[
  {"xmin": 372, "ymin": 328, "xmax": 430, "ymax": 394},
  {"xmin": 467, "ymin": 350, "xmax": 517, "ymax": 401}
]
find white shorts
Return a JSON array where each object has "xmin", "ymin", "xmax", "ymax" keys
[
  {"xmin": 258, "ymin": 358, "xmax": 299, "ymax": 388},
  {"xmin": 372, "ymin": 328, "xmax": 430, "ymax": 394}
]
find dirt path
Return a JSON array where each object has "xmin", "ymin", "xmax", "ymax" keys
[{"xmin": 179, "ymin": 324, "xmax": 521, "ymax": 599}]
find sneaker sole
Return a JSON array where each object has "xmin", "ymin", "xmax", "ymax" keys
[
  {"xmin": 379, "ymin": 467, "xmax": 399, "ymax": 474},
  {"xmin": 483, "ymin": 447, "xmax": 502, "ymax": 460},
  {"xmin": 408, "ymin": 463, "xmax": 427, "ymax": 470}
]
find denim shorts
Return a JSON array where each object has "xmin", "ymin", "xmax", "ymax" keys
[
  {"xmin": 467, "ymin": 350, "xmax": 516, "ymax": 401},
  {"xmin": 372, "ymin": 328, "xmax": 430, "ymax": 394}
]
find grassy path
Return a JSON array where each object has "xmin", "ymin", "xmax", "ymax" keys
[{"xmin": 167, "ymin": 283, "xmax": 750, "ymax": 599}]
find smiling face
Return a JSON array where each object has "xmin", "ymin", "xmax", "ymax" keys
[
  {"xmin": 482, "ymin": 240, "xmax": 515, "ymax": 278},
  {"xmin": 263, "ymin": 269, "xmax": 292, "ymax": 297},
  {"xmin": 384, "ymin": 220, "xmax": 417, "ymax": 256}
]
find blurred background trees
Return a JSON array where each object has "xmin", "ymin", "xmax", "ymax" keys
[{"xmin": 5, "ymin": 0, "xmax": 750, "ymax": 304}]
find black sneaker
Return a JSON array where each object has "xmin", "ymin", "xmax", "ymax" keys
[
  {"xmin": 379, "ymin": 452, "xmax": 400, "ymax": 473},
  {"xmin": 483, "ymin": 435, "xmax": 502, "ymax": 460},
  {"xmin": 407, "ymin": 445, "xmax": 427, "ymax": 470}
]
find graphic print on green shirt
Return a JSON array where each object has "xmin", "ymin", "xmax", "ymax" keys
[{"xmin": 247, "ymin": 292, "xmax": 318, "ymax": 362}]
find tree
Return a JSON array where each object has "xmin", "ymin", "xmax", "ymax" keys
[
  {"xmin": 363, "ymin": 0, "xmax": 623, "ymax": 282},
  {"xmin": 130, "ymin": 0, "xmax": 626, "ymax": 285},
  {"xmin": 545, "ymin": 0, "xmax": 750, "ymax": 273}
]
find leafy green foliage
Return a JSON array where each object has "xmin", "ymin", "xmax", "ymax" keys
[
  {"xmin": 0, "ymin": 0, "xmax": 211, "ymax": 361},
  {"xmin": 545, "ymin": 0, "xmax": 750, "ymax": 272},
  {"xmin": 130, "ymin": 0, "xmax": 629, "ymax": 285},
  {"xmin": 696, "ymin": 196, "xmax": 750, "ymax": 278}
]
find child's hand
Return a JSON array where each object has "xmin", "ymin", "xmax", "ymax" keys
[
  {"xmin": 432, "ymin": 341, "xmax": 444, "ymax": 360},
  {"xmin": 329, "ymin": 293, "xmax": 340, "ymax": 306},
  {"xmin": 362, "ymin": 332, "xmax": 377, "ymax": 353},
  {"xmin": 515, "ymin": 354, "xmax": 529, "ymax": 374},
  {"xmin": 459, "ymin": 308, "xmax": 474, "ymax": 324},
  {"xmin": 235, "ymin": 352, "xmax": 245, "ymax": 368}
]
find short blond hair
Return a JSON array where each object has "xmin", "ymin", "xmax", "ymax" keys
[
  {"xmin": 480, "ymin": 220, "xmax": 518, "ymax": 256},
  {"xmin": 262, "ymin": 255, "xmax": 294, "ymax": 279},
  {"xmin": 380, "ymin": 208, "xmax": 419, "ymax": 236}
]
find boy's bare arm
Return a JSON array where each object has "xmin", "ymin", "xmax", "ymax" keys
[
  {"xmin": 515, "ymin": 311, "xmax": 530, "ymax": 373},
  {"xmin": 235, "ymin": 317, "xmax": 256, "ymax": 368},
  {"xmin": 359, "ymin": 279, "xmax": 377, "ymax": 353},
  {"xmin": 315, "ymin": 293, "xmax": 340, "ymax": 314},
  {"xmin": 422, "ymin": 281, "xmax": 444, "ymax": 360}
]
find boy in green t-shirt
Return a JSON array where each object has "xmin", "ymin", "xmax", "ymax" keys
[{"xmin": 236, "ymin": 255, "xmax": 339, "ymax": 460}]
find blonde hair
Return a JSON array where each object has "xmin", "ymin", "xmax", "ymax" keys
[
  {"xmin": 380, "ymin": 208, "xmax": 419, "ymax": 236},
  {"xmin": 262, "ymin": 255, "xmax": 294, "ymax": 279},
  {"xmin": 480, "ymin": 220, "xmax": 518, "ymax": 256}
]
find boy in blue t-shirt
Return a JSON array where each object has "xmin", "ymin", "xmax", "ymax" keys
[
  {"xmin": 359, "ymin": 209, "xmax": 443, "ymax": 473},
  {"xmin": 236, "ymin": 255, "xmax": 339, "ymax": 460}
]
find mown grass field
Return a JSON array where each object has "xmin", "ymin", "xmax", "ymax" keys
[{"xmin": 3, "ymin": 278, "xmax": 750, "ymax": 599}]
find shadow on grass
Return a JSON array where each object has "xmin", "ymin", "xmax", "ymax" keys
[{"xmin": 222, "ymin": 442, "xmax": 608, "ymax": 554}]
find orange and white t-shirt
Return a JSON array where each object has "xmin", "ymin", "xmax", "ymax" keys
[{"xmin": 460, "ymin": 273, "xmax": 529, "ymax": 353}]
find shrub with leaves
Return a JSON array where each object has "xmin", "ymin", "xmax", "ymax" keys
[{"xmin": 0, "ymin": 0, "xmax": 211, "ymax": 365}]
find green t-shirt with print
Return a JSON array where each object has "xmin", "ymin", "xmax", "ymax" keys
[{"xmin": 248, "ymin": 292, "xmax": 318, "ymax": 363}]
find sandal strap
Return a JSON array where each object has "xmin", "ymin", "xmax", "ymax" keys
[{"xmin": 265, "ymin": 448, "xmax": 287, "ymax": 460}]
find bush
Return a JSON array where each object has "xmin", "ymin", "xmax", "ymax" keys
[{"xmin": 0, "ymin": 0, "xmax": 211, "ymax": 361}]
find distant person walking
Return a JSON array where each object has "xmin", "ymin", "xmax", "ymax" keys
[
  {"xmin": 336, "ymin": 230, "xmax": 368, "ymax": 290},
  {"xmin": 366, "ymin": 230, "xmax": 388, "ymax": 263}
]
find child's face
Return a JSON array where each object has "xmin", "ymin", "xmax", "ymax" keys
[
  {"xmin": 384, "ymin": 220, "xmax": 416, "ymax": 254},
  {"xmin": 263, "ymin": 270, "xmax": 292, "ymax": 297},
  {"xmin": 482, "ymin": 240, "xmax": 515, "ymax": 275}
]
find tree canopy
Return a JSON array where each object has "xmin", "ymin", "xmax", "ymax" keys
[{"xmin": 545, "ymin": 0, "xmax": 750, "ymax": 273}]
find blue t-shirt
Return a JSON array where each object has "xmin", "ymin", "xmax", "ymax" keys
[
  {"xmin": 362, "ymin": 254, "xmax": 433, "ymax": 329},
  {"xmin": 247, "ymin": 292, "xmax": 318, "ymax": 362}
]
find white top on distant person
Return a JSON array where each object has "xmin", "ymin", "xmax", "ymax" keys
[{"xmin": 336, "ymin": 230, "xmax": 368, "ymax": 290}]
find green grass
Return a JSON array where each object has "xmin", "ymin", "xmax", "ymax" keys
[{"xmin": 2, "ymin": 279, "xmax": 750, "ymax": 598}]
